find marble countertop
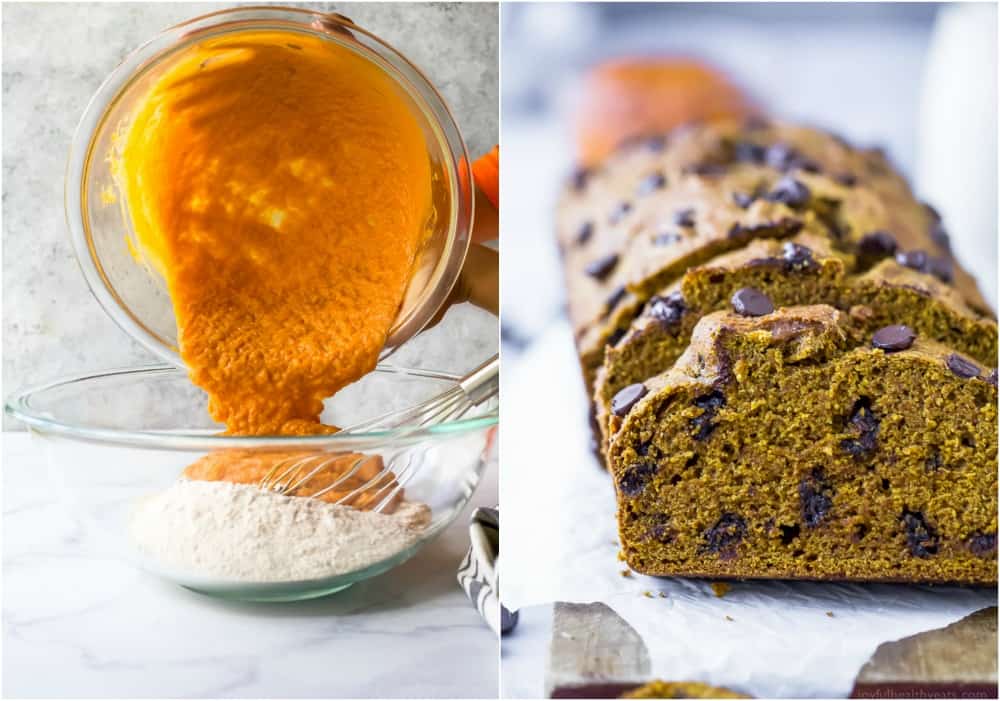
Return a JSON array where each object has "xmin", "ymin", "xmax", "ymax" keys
[
  {"xmin": 500, "ymin": 604, "xmax": 550, "ymax": 699},
  {"xmin": 2, "ymin": 432, "xmax": 499, "ymax": 698}
]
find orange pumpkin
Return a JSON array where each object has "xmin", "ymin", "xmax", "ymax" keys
[{"xmin": 576, "ymin": 57, "xmax": 756, "ymax": 167}]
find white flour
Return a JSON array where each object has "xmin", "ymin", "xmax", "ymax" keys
[{"xmin": 128, "ymin": 480, "xmax": 432, "ymax": 582}]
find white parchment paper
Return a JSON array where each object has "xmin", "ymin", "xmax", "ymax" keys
[{"xmin": 501, "ymin": 321, "xmax": 996, "ymax": 698}]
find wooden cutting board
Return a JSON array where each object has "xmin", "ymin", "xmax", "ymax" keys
[{"xmin": 546, "ymin": 602, "xmax": 997, "ymax": 698}]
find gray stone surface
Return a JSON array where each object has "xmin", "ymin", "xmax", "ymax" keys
[{"xmin": 2, "ymin": 2, "xmax": 499, "ymax": 428}]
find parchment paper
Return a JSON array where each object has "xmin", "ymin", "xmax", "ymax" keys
[{"xmin": 501, "ymin": 321, "xmax": 996, "ymax": 698}]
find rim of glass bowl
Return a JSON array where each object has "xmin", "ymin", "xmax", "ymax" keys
[
  {"xmin": 5, "ymin": 365, "xmax": 498, "ymax": 451},
  {"xmin": 65, "ymin": 6, "xmax": 474, "ymax": 368}
]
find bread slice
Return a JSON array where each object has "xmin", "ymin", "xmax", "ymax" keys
[
  {"xmin": 608, "ymin": 305, "xmax": 997, "ymax": 584},
  {"xmin": 594, "ymin": 233, "xmax": 998, "ymax": 460}
]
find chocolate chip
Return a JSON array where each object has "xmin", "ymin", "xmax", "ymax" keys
[
  {"xmin": 648, "ymin": 291, "xmax": 686, "ymax": 327},
  {"xmin": 603, "ymin": 285, "xmax": 627, "ymax": 316},
  {"xmin": 779, "ymin": 524, "xmax": 801, "ymax": 545},
  {"xmin": 690, "ymin": 390, "xmax": 725, "ymax": 440},
  {"xmin": 765, "ymin": 143, "xmax": 820, "ymax": 173},
  {"xmin": 734, "ymin": 141, "xmax": 767, "ymax": 164},
  {"xmin": 653, "ymin": 231, "xmax": 681, "ymax": 246},
  {"xmin": 871, "ymin": 325, "xmax": 916, "ymax": 352},
  {"xmin": 645, "ymin": 135, "xmax": 667, "ymax": 152},
  {"xmin": 611, "ymin": 383, "xmax": 647, "ymax": 417},
  {"xmin": 796, "ymin": 159, "xmax": 822, "ymax": 174},
  {"xmin": 694, "ymin": 389, "xmax": 726, "ymax": 410},
  {"xmin": 835, "ymin": 173, "xmax": 857, "ymax": 186},
  {"xmin": 585, "ymin": 253, "xmax": 619, "ymax": 281},
  {"xmin": 765, "ymin": 177, "xmax": 811, "ymax": 208},
  {"xmin": 766, "ymin": 143, "xmax": 798, "ymax": 171},
  {"xmin": 896, "ymin": 249, "xmax": 929, "ymax": 271},
  {"xmin": 685, "ymin": 162, "xmax": 727, "ymax": 176},
  {"xmin": 841, "ymin": 397, "xmax": 879, "ymax": 459},
  {"xmin": 968, "ymin": 532, "xmax": 997, "ymax": 557},
  {"xmin": 637, "ymin": 172, "xmax": 666, "ymax": 196},
  {"xmin": 895, "ymin": 249, "xmax": 953, "ymax": 283},
  {"xmin": 701, "ymin": 513, "xmax": 747, "ymax": 558},
  {"xmin": 643, "ymin": 514, "xmax": 675, "ymax": 544},
  {"xmin": 607, "ymin": 327, "xmax": 626, "ymax": 348},
  {"xmin": 635, "ymin": 439, "xmax": 652, "ymax": 457},
  {"xmin": 746, "ymin": 256, "xmax": 784, "ymax": 269},
  {"xmin": 926, "ymin": 256, "xmax": 953, "ymax": 283},
  {"xmin": 618, "ymin": 461, "xmax": 657, "ymax": 497},
  {"xmin": 728, "ymin": 217, "xmax": 803, "ymax": 240},
  {"xmin": 922, "ymin": 255, "xmax": 953, "ymax": 281},
  {"xmin": 731, "ymin": 287, "xmax": 774, "ymax": 317},
  {"xmin": 570, "ymin": 168, "xmax": 591, "ymax": 191},
  {"xmin": 673, "ymin": 208, "xmax": 696, "ymax": 228},
  {"xmin": 782, "ymin": 242, "xmax": 816, "ymax": 271},
  {"xmin": 946, "ymin": 353, "xmax": 980, "ymax": 379},
  {"xmin": 609, "ymin": 201, "xmax": 632, "ymax": 225},
  {"xmin": 901, "ymin": 510, "xmax": 939, "ymax": 558},
  {"xmin": 744, "ymin": 116, "xmax": 771, "ymax": 131},
  {"xmin": 799, "ymin": 467, "xmax": 834, "ymax": 527},
  {"xmin": 732, "ymin": 192, "xmax": 756, "ymax": 209},
  {"xmin": 575, "ymin": 221, "xmax": 594, "ymax": 245},
  {"xmin": 858, "ymin": 231, "xmax": 898, "ymax": 260}
]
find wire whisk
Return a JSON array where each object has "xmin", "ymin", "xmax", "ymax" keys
[{"xmin": 257, "ymin": 355, "xmax": 498, "ymax": 512}]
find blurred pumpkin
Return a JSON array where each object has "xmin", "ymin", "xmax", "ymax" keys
[{"xmin": 576, "ymin": 57, "xmax": 756, "ymax": 167}]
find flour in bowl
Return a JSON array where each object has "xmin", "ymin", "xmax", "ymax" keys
[{"xmin": 128, "ymin": 480, "xmax": 431, "ymax": 582}]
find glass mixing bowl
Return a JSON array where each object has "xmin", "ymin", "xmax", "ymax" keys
[
  {"xmin": 65, "ymin": 6, "xmax": 474, "ymax": 367},
  {"xmin": 5, "ymin": 365, "xmax": 497, "ymax": 602}
]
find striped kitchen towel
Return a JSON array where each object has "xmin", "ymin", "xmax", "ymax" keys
[{"xmin": 457, "ymin": 506, "xmax": 518, "ymax": 635}]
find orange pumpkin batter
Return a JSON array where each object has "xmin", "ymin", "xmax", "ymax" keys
[
  {"xmin": 121, "ymin": 30, "xmax": 433, "ymax": 437},
  {"xmin": 181, "ymin": 449, "xmax": 401, "ymax": 510}
]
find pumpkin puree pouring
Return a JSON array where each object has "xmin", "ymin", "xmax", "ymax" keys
[{"xmin": 121, "ymin": 30, "xmax": 434, "ymax": 439}]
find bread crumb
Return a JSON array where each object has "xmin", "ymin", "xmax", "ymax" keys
[
  {"xmin": 725, "ymin": 615, "xmax": 734, "ymax": 622},
  {"xmin": 643, "ymin": 590, "xmax": 654, "ymax": 598},
  {"xmin": 620, "ymin": 569, "xmax": 632, "ymax": 578},
  {"xmin": 658, "ymin": 591, "xmax": 668, "ymax": 598},
  {"xmin": 617, "ymin": 550, "xmax": 626, "ymax": 561},
  {"xmin": 711, "ymin": 581, "xmax": 731, "ymax": 597},
  {"xmin": 826, "ymin": 611, "xmax": 835, "ymax": 618}
]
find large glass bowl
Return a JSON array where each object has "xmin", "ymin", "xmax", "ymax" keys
[
  {"xmin": 65, "ymin": 6, "xmax": 474, "ymax": 367},
  {"xmin": 5, "ymin": 365, "xmax": 497, "ymax": 602}
]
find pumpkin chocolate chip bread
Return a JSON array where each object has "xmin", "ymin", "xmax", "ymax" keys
[
  {"xmin": 593, "ymin": 233, "xmax": 998, "ymax": 459},
  {"xmin": 558, "ymin": 119, "xmax": 991, "ymax": 419},
  {"xmin": 607, "ymin": 305, "xmax": 997, "ymax": 584},
  {"xmin": 621, "ymin": 680, "xmax": 751, "ymax": 699}
]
